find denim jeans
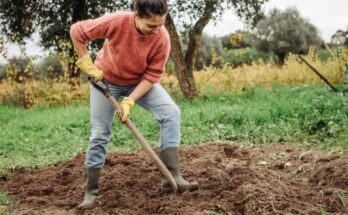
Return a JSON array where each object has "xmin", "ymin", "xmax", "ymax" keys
[{"xmin": 85, "ymin": 82, "xmax": 181, "ymax": 168}]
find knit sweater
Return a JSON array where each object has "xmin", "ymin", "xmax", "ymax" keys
[{"xmin": 70, "ymin": 11, "xmax": 170, "ymax": 86}]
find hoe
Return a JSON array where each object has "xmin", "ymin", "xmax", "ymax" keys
[{"xmin": 89, "ymin": 78, "xmax": 178, "ymax": 193}]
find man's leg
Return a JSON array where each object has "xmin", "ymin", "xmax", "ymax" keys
[
  {"xmin": 136, "ymin": 84, "xmax": 199, "ymax": 192},
  {"xmin": 85, "ymin": 83, "xmax": 117, "ymax": 168},
  {"xmin": 79, "ymin": 83, "xmax": 121, "ymax": 208}
]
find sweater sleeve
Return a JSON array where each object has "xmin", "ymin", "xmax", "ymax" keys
[
  {"xmin": 70, "ymin": 13, "xmax": 117, "ymax": 44},
  {"xmin": 142, "ymin": 37, "xmax": 171, "ymax": 83}
]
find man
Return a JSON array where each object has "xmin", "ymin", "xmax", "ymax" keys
[{"xmin": 70, "ymin": 0, "xmax": 199, "ymax": 209}]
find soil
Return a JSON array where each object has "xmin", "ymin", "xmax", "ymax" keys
[{"xmin": 1, "ymin": 142, "xmax": 347, "ymax": 215}]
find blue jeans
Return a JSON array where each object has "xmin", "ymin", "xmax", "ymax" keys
[{"xmin": 85, "ymin": 82, "xmax": 181, "ymax": 168}]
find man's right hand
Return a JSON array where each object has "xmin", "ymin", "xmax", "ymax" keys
[{"xmin": 76, "ymin": 54, "xmax": 103, "ymax": 81}]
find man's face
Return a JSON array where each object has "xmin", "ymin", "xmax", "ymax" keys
[{"xmin": 135, "ymin": 13, "xmax": 167, "ymax": 35}]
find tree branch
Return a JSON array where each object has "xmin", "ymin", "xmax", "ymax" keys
[{"xmin": 184, "ymin": 1, "xmax": 217, "ymax": 71}]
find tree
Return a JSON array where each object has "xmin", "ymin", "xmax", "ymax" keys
[
  {"xmin": 165, "ymin": 0, "xmax": 268, "ymax": 99},
  {"xmin": 195, "ymin": 34, "xmax": 224, "ymax": 69},
  {"xmin": 331, "ymin": 28, "xmax": 348, "ymax": 47},
  {"xmin": 0, "ymin": 0, "xmax": 267, "ymax": 99},
  {"xmin": 253, "ymin": 7, "xmax": 322, "ymax": 64},
  {"xmin": 0, "ymin": 0, "xmax": 130, "ymax": 80},
  {"xmin": 221, "ymin": 31, "xmax": 256, "ymax": 50}
]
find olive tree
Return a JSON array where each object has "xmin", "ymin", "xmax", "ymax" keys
[
  {"xmin": 253, "ymin": 7, "xmax": 322, "ymax": 64},
  {"xmin": 0, "ymin": 0, "xmax": 267, "ymax": 98},
  {"xmin": 165, "ymin": 0, "xmax": 267, "ymax": 98},
  {"xmin": 0, "ymin": 0, "xmax": 127, "ymax": 80}
]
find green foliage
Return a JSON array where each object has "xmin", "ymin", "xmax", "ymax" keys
[
  {"xmin": 36, "ymin": 55, "xmax": 65, "ymax": 79},
  {"xmin": 0, "ymin": 0, "xmax": 38, "ymax": 41},
  {"xmin": 331, "ymin": 28, "xmax": 348, "ymax": 47},
  {"xmin": 170, "ymin": 0, "xmax": 268, "ymax": 34},
  {"xmin": 0, "ymin": 191, "xmax": 15, "ymax": 214},
  {"xmin": 196, "ymin": 34, "xmax": 224, "ymax": 69},
  {"xmin": 5, "ymin": 56, "xmax": 37, "ymax": 82},
  {"xmin": 0, "ymin": 64, "xmax": 5, "ymax": 79},
  {"xmin": 0, "ymin": 79, "xmax": 89, "ymax": 109},
  {"xmin": 0, "ymin": 0, "xmax": 269, "ymax": 99},
  {"xmin": 0, "ymin": 85, "xmax": 347, "ymax": 170},
  {"xmin": 222, "ymin": 48, "xmax": 273, "ymax": 67},
  {"xmin": 0, "ymin": 0, "xmax": 130, "ymax": 52},
  {"xmin": 316, "ymin": 49, "xmax": 331, "ymax": 62},
  {"xmin": 196, "ymin": 32, "xmax": 272, "ymax": 68},
  {"xmin": 254, "ymin": 7, "xmax": 322, "ymax": 63},
  {"xmin": 0, "ymin": 104, "xmax": 90, "ymax": 169},
  {"xmin": 0, "ymin": 0, "xmax": 268, "ymax": 51},
  {"xmin": 221, "ymin": 31, "xmax": 257, "ymax": 49}
]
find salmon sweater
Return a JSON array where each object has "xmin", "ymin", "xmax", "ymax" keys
[{"xmin": 70, "ymin": 11, "xmax": 170, "ymax": 86}]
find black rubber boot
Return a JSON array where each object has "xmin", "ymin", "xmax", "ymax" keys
[
  {"xmin": 159, "ymin": 147, "xmax": 199, "ymax": 193},
  {"xmin": 77, "ymin": 167, "xmax": 101, "ymax": 209}
]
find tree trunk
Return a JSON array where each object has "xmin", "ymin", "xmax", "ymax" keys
[
  {"xmin": 185, "ymin": 15, "xmax": 212, "ymax": 74},
  {"xmin": 165, "ymin": 14, "xmax": 197, "ymax": 99},
  {"xmin": 165, "ymin": 2, "xmax": 217, "ymax": 99},
  {"xmin": 68, "ymin": 0, "xmax": 88, "ymax": 88},
  {"xmin": 275, "ymin": 51, "xmax": 286, "ymax": 65}
]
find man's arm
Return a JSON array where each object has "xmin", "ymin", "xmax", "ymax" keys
[
  {"xmin": 70, "ymin": 33, "xmax": 88, "ymax": 58},
  {"xmin": 70, "ymin": 28, "xmax": 103, "ymax": 81},
  {"xmin": 128, "ymin": 79, "xmax": 153, "ymax": 101}
]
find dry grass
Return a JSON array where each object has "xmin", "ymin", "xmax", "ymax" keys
[
  {"xmin": 162, "ymin": 50, "xmax": 347, "ymax": 95},
  {"xmin": 1, "ymin": 49, "xmax": 347, "ymax": 107},
  {"xmin": 0, "ymin": 79, "xmax": 89, "ymax": 108}
]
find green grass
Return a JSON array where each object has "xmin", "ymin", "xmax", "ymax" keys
[
  {"xmin": 0, "ymin": 84, "xmax": 347, "ymax": 170},
  {"xmin": 0, "ymin": 191, "xmax": 15, "ymax": 214}
]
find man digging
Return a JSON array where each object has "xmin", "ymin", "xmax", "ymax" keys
[{"xmin": 70, "ymin": 0, "xmax": 199, "ymax": 209}]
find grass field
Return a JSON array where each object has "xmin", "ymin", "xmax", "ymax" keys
[{"xmin": 1, "ymin": 84, "xmax": 347, "ymax": 171}]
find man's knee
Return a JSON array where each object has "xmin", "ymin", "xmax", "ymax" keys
[
  {"xmin": 165, "ymin": 104, "xmax": 180, "ymax": 120},
  {"xmin": 90, "ymin": 122, "xmax": 112, "ymax": 140}
]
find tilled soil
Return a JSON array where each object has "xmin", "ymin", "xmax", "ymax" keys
[{"xmin": 0, "ymin": 142, "xmax": 347, "ymax": 215}]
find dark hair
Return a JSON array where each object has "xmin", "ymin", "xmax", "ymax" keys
[{"xmin": 132, "ymin": 0, "xmax": 167, "ymax": 18}]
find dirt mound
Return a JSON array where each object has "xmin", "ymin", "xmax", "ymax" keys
[{"xmin": 1, "ymin": 142, "xmax": 347, "ymax": 214}]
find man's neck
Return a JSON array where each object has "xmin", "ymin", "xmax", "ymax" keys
[{"xmin": 134, "ymin": 19, "xmax": 145, "ymax": 35}]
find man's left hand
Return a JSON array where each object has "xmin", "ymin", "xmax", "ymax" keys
[{"xmin": 116, "ymin": 97, "xmax": 135, "ymax": 122}]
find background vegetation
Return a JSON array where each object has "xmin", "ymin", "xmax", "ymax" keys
[
  {"xmin": 0, "ymin": 3, "xmax": 347, "ymax": 170},
  {"xmin": 1, "ymin": 85, "xmax": 347, "ymax": 172}
]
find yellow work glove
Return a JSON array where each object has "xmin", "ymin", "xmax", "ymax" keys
[
  {"xmin": 75, "ymin": 54, "xmax": 103, "ymax": 81},
  {"xmin": 117, "ymin": 97, "xmax": 135, "ymax": 122}
]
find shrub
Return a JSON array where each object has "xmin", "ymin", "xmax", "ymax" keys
[
  {"xmin": 0, "ymin": 64, "xmax": 5, "ymax": 79},
  {"xmin": 5, "ymin": 56, "xmax": 37, "ymax": 82},
  {"xmin": 0, "ymin": 79, "xmax": 89, "ymax": 108},
  {"xmin": 35, "ymin": 55, "xmax": 65, "ymax": 79},
  {"xmin": 196, "ymin": 35, "xmax": 224, "ymax": 69},
  {"xmin": 316, "ymin": 49, "xmax": 331, "ymax": 62},
  {"xmin": 222, "ymin": 48, "xmax": 273, "ymax": 67}
]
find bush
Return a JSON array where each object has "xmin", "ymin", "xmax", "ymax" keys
[
  {"xmin": 195, "ymin": 34, "xmax": 224, "ymax": 69},
  {"xmin": 0, "ymin": 79, "xmax": 89, "ymax": 108},
  {"xmin": 0, "ymin": 64, "xmax": 5, "ymax": 79},
  {"xmin": 36, "ymin": 55, "xmax": 65, "ymax": 79},
  {"xmin": 253, "ymin": 8, "xmax": 322, "ymax": 64},
  {"xmin": 222, "ymin": 48, "xmax": 273, "ymax": 67},
  {"xmin": 5, "ymin": 56, "xmax": 37, "ymax": 82},
  {"xmin": 316, "ymin": 49, "xmax": 331, "ymax": 61}
]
